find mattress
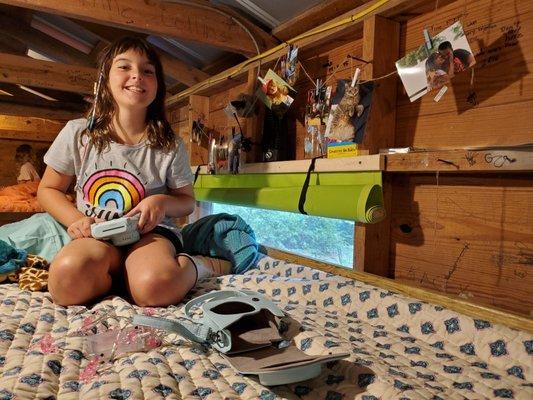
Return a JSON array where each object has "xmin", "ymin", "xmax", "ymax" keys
[
  {"xmin": 0, "ymin": 255, "xmax": 531, "ymax": 399},
  {"xmin": 0, "ymin": 181, "xmax": 43, "ymax": 213}
]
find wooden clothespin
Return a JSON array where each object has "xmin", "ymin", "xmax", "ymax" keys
[
  {"xmin": 315, "ymin": 78, "xmax": 321, "ymax": 97},
  {"xmin": 423, "ymin": 29, "xmax": 433, "ymax": 52},
  {"xmin": 351, "ymin": 68, "xmax": 361, "ymax": 87}
]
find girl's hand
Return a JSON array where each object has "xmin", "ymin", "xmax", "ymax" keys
[
  {"xmin": 125, "ymin": 196, "xmax": 166, "ymax": 234},
  {"xmin": 67, "ymin": 216, "xmax": 96, "ymax": 239}
]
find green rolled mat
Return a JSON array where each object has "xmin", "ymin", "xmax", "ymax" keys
[{"xmin": 194, "ymin": 172, "xmax": 385, "ymax": 223}]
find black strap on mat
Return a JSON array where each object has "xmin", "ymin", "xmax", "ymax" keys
[
  {"xmin": 193, "ymin": 165, "xmax": 204, "ymax": 184},
  {"xmin": 298, "ymin": 156, "xmax": 323, "ymax": 215}
]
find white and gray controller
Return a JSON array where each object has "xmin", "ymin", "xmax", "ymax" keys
[{"xmin": 91, "ymin": 216, "xmax": 140, "ymax": 246}]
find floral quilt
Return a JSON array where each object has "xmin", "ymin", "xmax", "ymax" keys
[{"xmin": 0, "ymin": 255, "xmax": 531, "ymax": 399}]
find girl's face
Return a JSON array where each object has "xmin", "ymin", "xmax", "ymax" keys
[
  {"xmin": 108, "ymin": 49, "xmax": 157, "ymax": 111},
  {"xmin": 266, "ymin": 81, "xmax": 278, "ymax": 96}
]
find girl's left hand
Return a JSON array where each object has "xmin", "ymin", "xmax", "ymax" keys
[{"xmin": 125, "ymin": 196, "xmax": 166, "ymax": 234}]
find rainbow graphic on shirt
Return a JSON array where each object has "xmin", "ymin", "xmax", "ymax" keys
[{"xmin": 82, "ymin": 169, "xmax": 145, "ymax": 213}]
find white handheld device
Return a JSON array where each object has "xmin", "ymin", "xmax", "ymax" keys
[{"xmin": 91, "ymin": 216, "xmax": 140, "ymax": 246}]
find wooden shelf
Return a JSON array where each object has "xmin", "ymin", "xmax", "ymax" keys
[
  {"xmin": 385, "ymin": 148, "xmax": 533, "ymax": 172},
  {"xmin": 191, "ymin": 147, "xmax": 533, "ymax": 175},
  {"xmin": 191, "ymin": 154, "xmax": 384, "ymax": 175}
]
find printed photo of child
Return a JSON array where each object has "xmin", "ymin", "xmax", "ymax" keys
[
  {"xmin": 256, "ymin": 69, "xmax": 296, "ymax": 117},
  {"xmin": 396, "ymin": 21, "xmax": 476, "ymax": 102}
]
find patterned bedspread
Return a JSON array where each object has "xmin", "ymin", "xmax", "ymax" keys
[{"xmin": 0, "ymin": 255, "xmax": 531, "ymax": 399}]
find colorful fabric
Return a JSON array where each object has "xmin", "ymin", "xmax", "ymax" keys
[
  {"xmin": 0, "ymin": 255, "xmax": 530, "ymax": 399},
  {"xmin": 4, "ymin": 254, "xmax": 50, "ymax": 291},
  {"xmin": 182, "ymin": 213, "xmax": 258, "ymax": 274}
]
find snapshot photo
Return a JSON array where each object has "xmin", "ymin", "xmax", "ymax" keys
[
  {"xmin": 396, "ymin": 21, "xmax": 476, "ymax": 102},
  {"xmin": 256, "ymin": 69, "xmax": 296, "ymax": 116}
]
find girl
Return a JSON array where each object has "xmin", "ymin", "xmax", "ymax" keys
[
  {"xmin": 38, "ymin": 37, "xmax": 231, "ymax": 307},
  {"xmin": 15, "ymin": 144, "xmax": 41, "ymax": 183}
]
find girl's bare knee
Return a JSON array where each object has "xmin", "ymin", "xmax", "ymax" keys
[
  {"xmin": 48, "ymin": 254, "xmax": 110, "ymax": 306},
  {"xmin": 129, "ymin": 266, "xmax": 189, "ymax": 307}
]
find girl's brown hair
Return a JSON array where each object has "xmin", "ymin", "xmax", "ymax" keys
[{"xmin": 84, "ymin": 37, "xmax": 174, "ymax": 152}]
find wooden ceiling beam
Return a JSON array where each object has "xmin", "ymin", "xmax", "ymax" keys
[
  {"xmin": 0, "ymin": 0, "xmax": 269, "ymax": 56},
  {"xmin": 0, "ymin": 13, "xmax": 95, "ymax": 67},
  {"xmin": 206, "ymin": 0, "xmax": 278, "ymax": 53},
  {"xmin": 0, "ymin": 33, "xmax": 27, "ymax": 55},
  {"xmin": 0, "ymin": 101, "xmax": 83, "ymax": 121},
  {"xmin": 0, "ymin": 114, "xmax": 63, "ymax": 141},
  {"xmin": 167, "ymin": 0, "xmax": 429, "ymax": 106},
  {"xmin": 0, "ymin": 52, "xmax": 95, "ymax": 94},
  {"xmin": 157, "ymin": 52, "xmax": 210, "ymax": 87},
  {"xmin": 0, "ymin": 82, "xmax": 84, "ymax": 103},
  {"xmin": 272, "ymin": 0, "xmax": 369, "ymax": 41},
  {"xmin": 75, "ymin": 21, "xmax": 210, "ymax": 87}
]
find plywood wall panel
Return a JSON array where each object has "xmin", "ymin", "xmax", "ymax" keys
[
  {"xmin": 396, "ymin": 0, "xmax": 533, "ymax": 147},
  {"xmin": 290, "ymin": 39, "xmax": 365, "ymax": 160},
  {"xmin": 209, "ymin": 83, "xmax": 248, "ymax": 113},
  {"xmin": 391, "ymin": 174, "xmax": 533, "ymax": 315}
]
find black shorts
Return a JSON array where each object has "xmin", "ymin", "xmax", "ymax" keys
[{"xmin": 151, "ymin": 226, "xmax": 184, "ymax": 253}]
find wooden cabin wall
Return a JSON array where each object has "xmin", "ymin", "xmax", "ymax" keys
[
  {"xmin": 396, "ymin": 0, "xmax": 532, "ymax": 148},
  {"xmin": 168, "ymin": 105, "xmax": 190, "ymax": 158},
  {"xmin": 391, "ymin": 173, "xmax": 532, "ymax": 315},
  {"xmin": 390, "ymin": 0, "xmax": 533, "ymax": 316},
  {"xmin": 0, "ymin": 115, "xmax": 61, "ymax": 187},
  {"xmin": 168, "ymin": 0, "xmax": 532, "ymax": 316},
  {"xmin": 290, "ymin": 39, "xmax": 365, "ymax": 160}
]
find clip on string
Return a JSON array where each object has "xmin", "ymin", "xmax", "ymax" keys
[
  {"xmin": 351, "ymin": 67, "xmax": 361, "ymax": 87},
  {"xmin": 423, "ymin": 29, "xmax": 433, "ymax": 53}
]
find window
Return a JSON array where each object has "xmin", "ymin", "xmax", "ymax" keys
[{"xmin": 210, "ymin": 202, "xmax": 354, "ymax": 268}]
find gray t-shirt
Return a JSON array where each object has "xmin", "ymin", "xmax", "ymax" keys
[{"xmin": 44, "ymin": 118, "xmax": 193, "ymax": 240}]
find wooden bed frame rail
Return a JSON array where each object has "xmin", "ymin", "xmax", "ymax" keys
[{"xmin": 263, "ymin": 246, "xmax": 533, "ymax": 334}]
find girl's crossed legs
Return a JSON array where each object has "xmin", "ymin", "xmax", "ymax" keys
[{"xmin": 48, "ymin": 233, "xmax": 209, "ymax": 307}]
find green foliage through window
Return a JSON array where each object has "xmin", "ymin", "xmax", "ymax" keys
[{"xmin": 211, "ymin": 202, "xmax": 354, "ymax": 268}]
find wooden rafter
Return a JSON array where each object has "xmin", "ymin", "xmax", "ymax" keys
[
  {"xmin": 0, "ymin": 82, "xmax": 85, "ymax": 120},
  {"xmin": 0, "ymin": 12, "xmax": 94, "ymax": 67},
  {"xmin": 0, "ymin": 52, "xmax": 95, "ymax": 94},
  {"xmin": 0, "ymin": 102, "xmax": 82, "ymax": 121},
  {"xmin": 0, "ymin": 33, "xmax": 27, "ymax": 55},
  {"xmin": 272, "ymin": 0, "xmax": 369, "ymax": 41},
  {"xmin": 74, "ymin": 21, "xmax": 210, "ymax": 88},
  {"xmin": 0, "ymin": 114, "xmax": 64, "ymax": 142},
  {"xmin": 167, "ymin": 0, "xmax": 430, "ymax": 105},
  {"xmin": 0, "ymin": 0, "xmax": 272, "ymax": 56}
]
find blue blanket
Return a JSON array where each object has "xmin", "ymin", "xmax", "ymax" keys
[
  {"xmin": 181, "ymin": 213, "xmax": 258, "ymax": 274},
  {"xmin": 0, "ymin": 239, "xmax": 27, "ymax": 275},
  {"xmin": 0, "ymin": 213, "xmax": 71, "ymax": 262}
]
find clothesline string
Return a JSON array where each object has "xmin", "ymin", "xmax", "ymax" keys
[{"xmin": 297, "ymin": 57, "xmax": 398, "ymax": 93}]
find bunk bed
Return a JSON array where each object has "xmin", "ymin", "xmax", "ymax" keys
[
  {"xmin": 0, "ymin": 251, "xmax": 530, "ymax": 399},
  {"xmin": 0, "ymin": 181, "xmax": 43, "ymax": 226}
]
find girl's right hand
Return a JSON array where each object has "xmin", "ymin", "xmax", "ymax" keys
[{"xmin": 67, "ymin": 216, "xmax": 96, "ymax": 239}]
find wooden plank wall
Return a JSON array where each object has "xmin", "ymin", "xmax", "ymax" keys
[
  {"xmin": 397, "ymin": 0, "xmax": 532, "ymax": 147},
  {"xmin": 391, "ymin": 0, "xmax": 533, "ymax": 316},
  {"xmin": 169, "ymin": 0, "xmax": 532, "ymax": 316},
  {"xmin": 391, "ymin": 173, "xmax": 532, "ymax": 316},
  {"xmin": 0, "ymin": 115, "xmax": 62, "ymax": 186}
]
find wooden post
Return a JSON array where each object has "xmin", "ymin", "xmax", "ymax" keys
[
  {"xmin": 354, "ymin": 15, "xmax": 399, "ymax": 276},
  {"xmin": 187, "ymin": 95, "xmax": 210, "ymax": 166},
  {"xmin": 245, "ymin": 68, "xmax": 263, "ymax": 163}
]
